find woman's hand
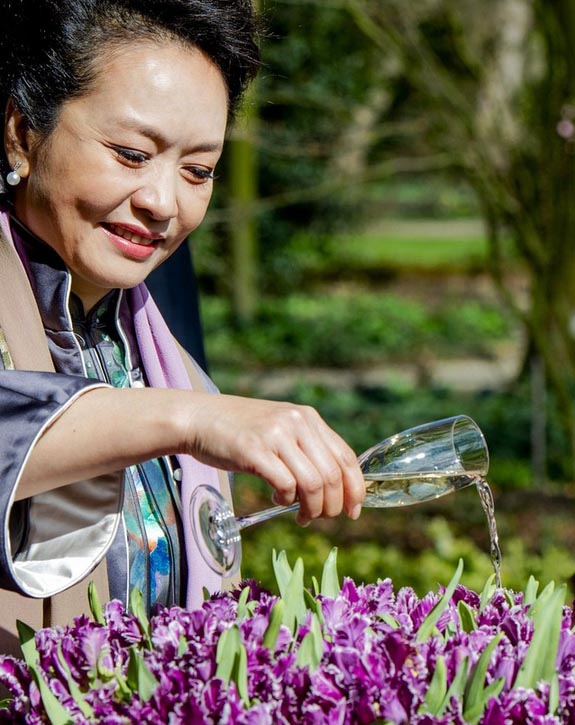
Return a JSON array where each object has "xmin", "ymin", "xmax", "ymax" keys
[{"xmin": 180, "ymin": 393, "xmax": 365, "ymax": 526}]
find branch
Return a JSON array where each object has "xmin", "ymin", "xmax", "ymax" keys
[
  {"xmin": 205, "ymin": 153, "xmax": 455, "ymax": 226},
  {"xmin": 345, "ymin": 0, "xmax": 477, "ymax": 123}
]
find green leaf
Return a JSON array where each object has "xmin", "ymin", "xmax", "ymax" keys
[
  {"xmin": 378, "ymin": 612, "xmax": 400, "ymax": 629},
  {"xmin": 309, "ymin": 613, "xmax": 324, "ymax": 663},
  {"xmin": 515, "ymin": 584, "xmax": 566, "ymax": 689},
  {"xmin": 523, "ymin": 576, "xmax": 540, "ymax": 606},
  {"xmin": 262, "ymin": 599, "xmax": 285, "ymax": 651},
  {"xmin": 437, "ymin": 655, "xmax": 469, "ymax": 716},
  {"xmin": 417, "ymin": 558, "xmax": 463, "ymax": 642},
  {"xmin": 17, "ymin": 619, "xmax": 44, "ymax": 666},
  {"xmin": 303, "ymin": 588, "xmax": 325, "ymax": 624},
  {"xmin": 16, "ymin": 621, "xmax": 73, "ymax": 725},
  {"xmin": 282, "ymin": 557, "xmax": 307, "ymax": 634},
  {"xmin": 483, "ymin": 677, "xmax": 505, "ymax": 700},
  {"xmin": 216, "ymin": 625, "xmax": 241, "ymax": 685},
  {"xmin": 528, "ymin": 580, "xmax": 556, "ymax": 618},
  {"xmin": 56, "ymin": 644, "xmax": 94, "ymax": 718},
  {"xmin": 178, "ymin": 634, "xmax": 188, "ymax": 657},
  {"xmin": 272, "ymin": 549, "xmax": 293, "ymax": 598},
  {"xmin": 548, "ymin": 671, "xmax": 560, "ymax": 715},
  {"xmin": 463, "ymin": 677, "xmax": 505, "ymax": 724},
  {"xmin": 236, "ymin": 586, "xmax": 251, "ymax": 621},
  {"xmin": 295, "ymin": 613, "xmax": 324, "ymax": 672},
  {"xmin": 95, "ymin": 653, "xmax": 115, "ymax": 681},
  {"xmin": 463, "ymin": 632, "xmax": 503, "ymax": 724},
  {"xmin": 464, "ymin": 633, "xmax": 502, "ymax": 703},
  {"xmin": 112, "ymin": 669, "xmax": 133, "ymax": 701},
  {"xmin": 295, "ymin": 630, "xmax": 317, "ymax": 671},
  {"xmin": 311, "ymin": 575, "xmax": 320, "ymax": 597},
  {"xmin": 320, "ymin": 547, "xmax": 340, "ymax": 598},
  {"xmin": 422, "ymin": 655, "xmax": 447, "ymax": 715},
  {"xmin": 457, "ymin": 600, "xmax": 477, "ymax": 633},
  {"xmin": 129, "ymin": 588, "xmax": 151, "ymax": 645},
  {"xmin": 87, "ymin": 580, "xmax": 105, "ymax": 625},
  {"xmin": 217, "ymin": 625, "xmax": 250, "ymax": 706},
  {"xmin": 232, "ymin": 642, "xmax": 250, "ymax": 705},
  {"xmin": 126, "ymin": 647, "xmax": 159, "ymax": 702},
  {"xmin": 479, "ymin": 573, "xmax": 496, "ymax": 611}
]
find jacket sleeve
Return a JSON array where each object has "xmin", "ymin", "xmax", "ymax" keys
[{"xmin": 0, "ymin": 370, "xmax": 123, "ymax": 597}]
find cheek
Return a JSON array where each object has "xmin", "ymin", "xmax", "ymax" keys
[
  {"xmin": 25, "ymin": 162, "xmax": 81, "ymax": 226},
  {"xmin": 18, "ymin": 167, "xmax": 63, "ymax": 237},
  {"xmin": 25, "ymin": 154, "xmax": 58, "ymax": 205},
  {"xmin": 32, "ymin": 143, "xmax": 118, "ymax": 215},
  {"xmin": 29, "ymin": 142, "xmax": 73, "ymax": 198},
  {"xmin": 179, "ymin": 186, "xmax": 214, "ymax": 233}
]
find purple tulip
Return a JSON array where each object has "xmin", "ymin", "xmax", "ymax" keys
[{"xmin": 0, "ymin": 568, "xmax": 574, "ymax": 723}]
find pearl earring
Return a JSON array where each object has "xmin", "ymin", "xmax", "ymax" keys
[{"xmin": 6, "ymin": 161, "xmax": 22, "ymax": 187}]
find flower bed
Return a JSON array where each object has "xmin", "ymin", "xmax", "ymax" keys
[{"xmin": 1, "ymin": 550, "xmax": 574, "ymax": 724}]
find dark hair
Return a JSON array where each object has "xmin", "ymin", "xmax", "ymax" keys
[{"xmin": 0, "ymin": 0, "xmax": 260, "ymax": 189}]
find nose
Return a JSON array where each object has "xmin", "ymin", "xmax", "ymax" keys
[{"xmin": 131, "ymin": 168, "xmax": 178, "ymax": 222}]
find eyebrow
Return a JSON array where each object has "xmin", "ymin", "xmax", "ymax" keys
[{"xmin": 120, "ymin": 120, "xmax": 223, "ymax": 154}]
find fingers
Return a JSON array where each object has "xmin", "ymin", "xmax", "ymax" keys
[
  {"xmin": 275, "ymin": 408, "xmax": 365, "ymax": 527},
  {"xmin": 183, "ymin": 393, "xmax": 365, "ymax": 526},
  {"xmin": 227, "ymin": 410, "xmax": 362, "ymax": 526},
  {"xmin": 274, "ymin": 439, "xmax": 340, "ymax": 525},
  {"xmin": 320, "ymin": 427, "xmax": 366, "ymax": 519},
  {"xmin": 245, "ymin": 432, "xmax": 341, "ymax": 525}
]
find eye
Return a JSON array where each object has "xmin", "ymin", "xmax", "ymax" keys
[
  {"xmin": 111, "ymin": 145, "xmax": 149, "ymax": 166},
  {"xmin": 184, "ymin": 166, "xmax": 217, "ymax": 184}
]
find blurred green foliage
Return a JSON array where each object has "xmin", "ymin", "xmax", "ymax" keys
[
  {"xmin": 194, "ymin": 0, "xmax": 575, "ymax": 596},
  {"xmin": 203, "ymin": 291, "xmax": 512, "ymax": 368},
  {"xmin": 210, "ymin": 295, "xmax": 573, "ymax": 594},
  {"xmin": 238, "ymin": 511, "xmax": 575, "ymax": 599}
]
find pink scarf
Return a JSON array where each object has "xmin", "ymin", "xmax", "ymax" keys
[{"xmin": 129, "ymin": 284, "xmax": 224, "ymax": 609}]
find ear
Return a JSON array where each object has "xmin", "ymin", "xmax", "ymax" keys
[{"xmin": 3, "ymin": 99, "xmax": 34, "ymax": 179}]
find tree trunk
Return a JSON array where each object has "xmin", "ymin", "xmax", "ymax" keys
[{"xmin": 228, "ymin": 8, "xmax": 260, "ymax": 328}]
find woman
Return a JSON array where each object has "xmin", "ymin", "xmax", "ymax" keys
[{"xmin": 0, "ymin": 0, "xmax": 365, "ymax": 652}]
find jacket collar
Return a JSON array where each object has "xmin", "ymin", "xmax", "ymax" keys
[
  {"xmin": 8, "ymin": 213, "xmax": 127, "ymax": 376},
  {"xmin": 10, "ymin": 215, "xmax": 119, "ymax": 331},
  {"xmin": 0, "ymin": 205, "xmax": 55, "ymax": 372}
]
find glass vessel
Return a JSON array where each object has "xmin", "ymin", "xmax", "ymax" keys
[{"xmin": 190, "ymin": 415, "xmax": 489, "ymax": 576}]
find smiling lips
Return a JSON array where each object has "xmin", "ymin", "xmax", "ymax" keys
[{"xmin": 104, "ymin": 223, "xmax": 163, "ymax": 260}]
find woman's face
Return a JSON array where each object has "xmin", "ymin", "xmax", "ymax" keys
[{"xmin": 11, "ymin": 41, "xmax": 228, "ymax": 310}]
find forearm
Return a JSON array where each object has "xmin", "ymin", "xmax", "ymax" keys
[
  {"xmin": 16, "ymin": 385, "xmax": 367, "ymax": 524},
  {"xmin": 16, "ymin": 386, "xmax": 191, "ymax": 500}
]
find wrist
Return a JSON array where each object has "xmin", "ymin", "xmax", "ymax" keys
[{"xmin": 160, "ymin": 389, "xmax": 213, "ymax": 457}]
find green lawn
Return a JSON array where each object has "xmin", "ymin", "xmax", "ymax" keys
[{"xmin": 330, "ymin": 218, "xmax": 495, "ymax": 271}]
